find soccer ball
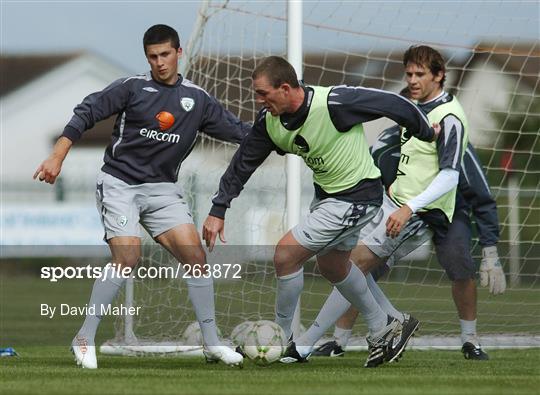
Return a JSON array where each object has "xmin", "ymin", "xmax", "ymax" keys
[
  {"xmin": 230, "ymin": 321, "xmax": 255, "ymax": 349},
  {"xmin": 243, "ymin": 320, "xmax": 287, "ymax": 366},
  {"xmin": 182, "ymin": 321, "xmax": 222, "ymax": 346}
]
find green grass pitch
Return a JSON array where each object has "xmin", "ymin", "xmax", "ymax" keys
[
  {"xmin": 1, "ymin": 347, "xmax": 539, "ymax": 395},
  {"xmin": 1, "ymin": 273, "xmax": 539, "ymax": 394}
]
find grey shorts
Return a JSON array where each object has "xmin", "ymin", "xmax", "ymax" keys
[
  {"xmin": 291, "ymin": 196, "xmax": 381, "ymax": 255},
  {"xmin": 95, "ymin": 171, "xmax": 194, "ymax": 240},
  {"xmin": 360, "ymin": 194, "xmax": 432, "ymax": 265}
]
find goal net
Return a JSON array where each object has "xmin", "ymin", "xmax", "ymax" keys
[{"xmin": 101, "ymin": 1, "xmax": 539, "ymax": 355}]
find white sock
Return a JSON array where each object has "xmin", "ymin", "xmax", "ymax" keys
[
  {"xmin": 296, "ymin": 287, "xmax": 351, "ymax": 355},
  {"xmin": 333, "ymin": 263, "xmax": 387, "ymax": 335},
  {"xmin": 275, "ymin": 268, "xmax": 304, "ymax": 339},
  {"xmin": 366, "ymin": 273, "xmax": 404, "ymax": 323},
  {"xmin": 185, "ymin": 275, "xmax": 221, "ymax": 347},
  {"xmin": 78, "ymin": 265, "xmax": 127, "ymax": 343},
  {"xmin": 460, "ymin": 319, "xmax": 478, "ymax": 345},
  {"xmin": 333, "ymin": 326, "xmax": 352, "ymax": 347}
]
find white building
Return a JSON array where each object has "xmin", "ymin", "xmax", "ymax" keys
[
  {"xmin": 1, "ymin": 52, "xmax": 127, "ymax": 203},
  {"xmin": 1, "ymin": 53, "xmax": 127, "ymax": 251}
]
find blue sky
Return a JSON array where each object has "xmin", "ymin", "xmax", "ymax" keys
[{"xmin": 2, "ymin": 1, "xmax": 538, "ymax": 74}]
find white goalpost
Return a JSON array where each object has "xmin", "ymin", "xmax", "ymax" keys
[
  {"xmin": 101, "ymin": 1, "xmax": 540, "ymax": 356},
  {"xmin": 286, "ymin": 0, "xmax": 304, "ymax": 340}
]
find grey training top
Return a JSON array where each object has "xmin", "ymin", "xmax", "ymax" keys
[
  {"xmin": 210, "ymin": 85, "xmax": 435, "ymax": 218},
  {"xmin": 62, "ymin": 72, "xmax": 249, "ymax": 185},
  {"xmin": 371, "ymin": 122, "xmax": 500, "ymax": 247}
]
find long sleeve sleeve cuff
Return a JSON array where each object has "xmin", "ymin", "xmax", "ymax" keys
[
  {"xmin": 405, "ymin": 126, "xmax": 434, "ymax": 142},
  {"xmin": 61, "ymin": 125, "xmax": 82, "ymax": 142},
  {"xmin": 209, "ymin": 204, "xmax": 227, "ymax": 219}
]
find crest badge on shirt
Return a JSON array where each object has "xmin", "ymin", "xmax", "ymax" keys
[
  {"xmin": 180, "ymin": 97, "xmax": 195, "ymax": 112},
  {"xmin": 116, "ymin": 215, "xmax": 128, "ymax": 228}
]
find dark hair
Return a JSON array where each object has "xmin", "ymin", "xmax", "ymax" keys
[
  {"xmin": 403, "ymin": 45, "xmax": 446, "ymax": 87},
  {"xmin": 252, "ymin": 56, "xmax": 300, "ymax": 88},
  {"xmin": 143, "ymin": 24, "xmax": 180, "ymax": 53}
]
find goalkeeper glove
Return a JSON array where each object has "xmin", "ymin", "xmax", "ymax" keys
[{"xmin": 480, "ymin": 246, "xmax": 506, "ymax": 295}]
